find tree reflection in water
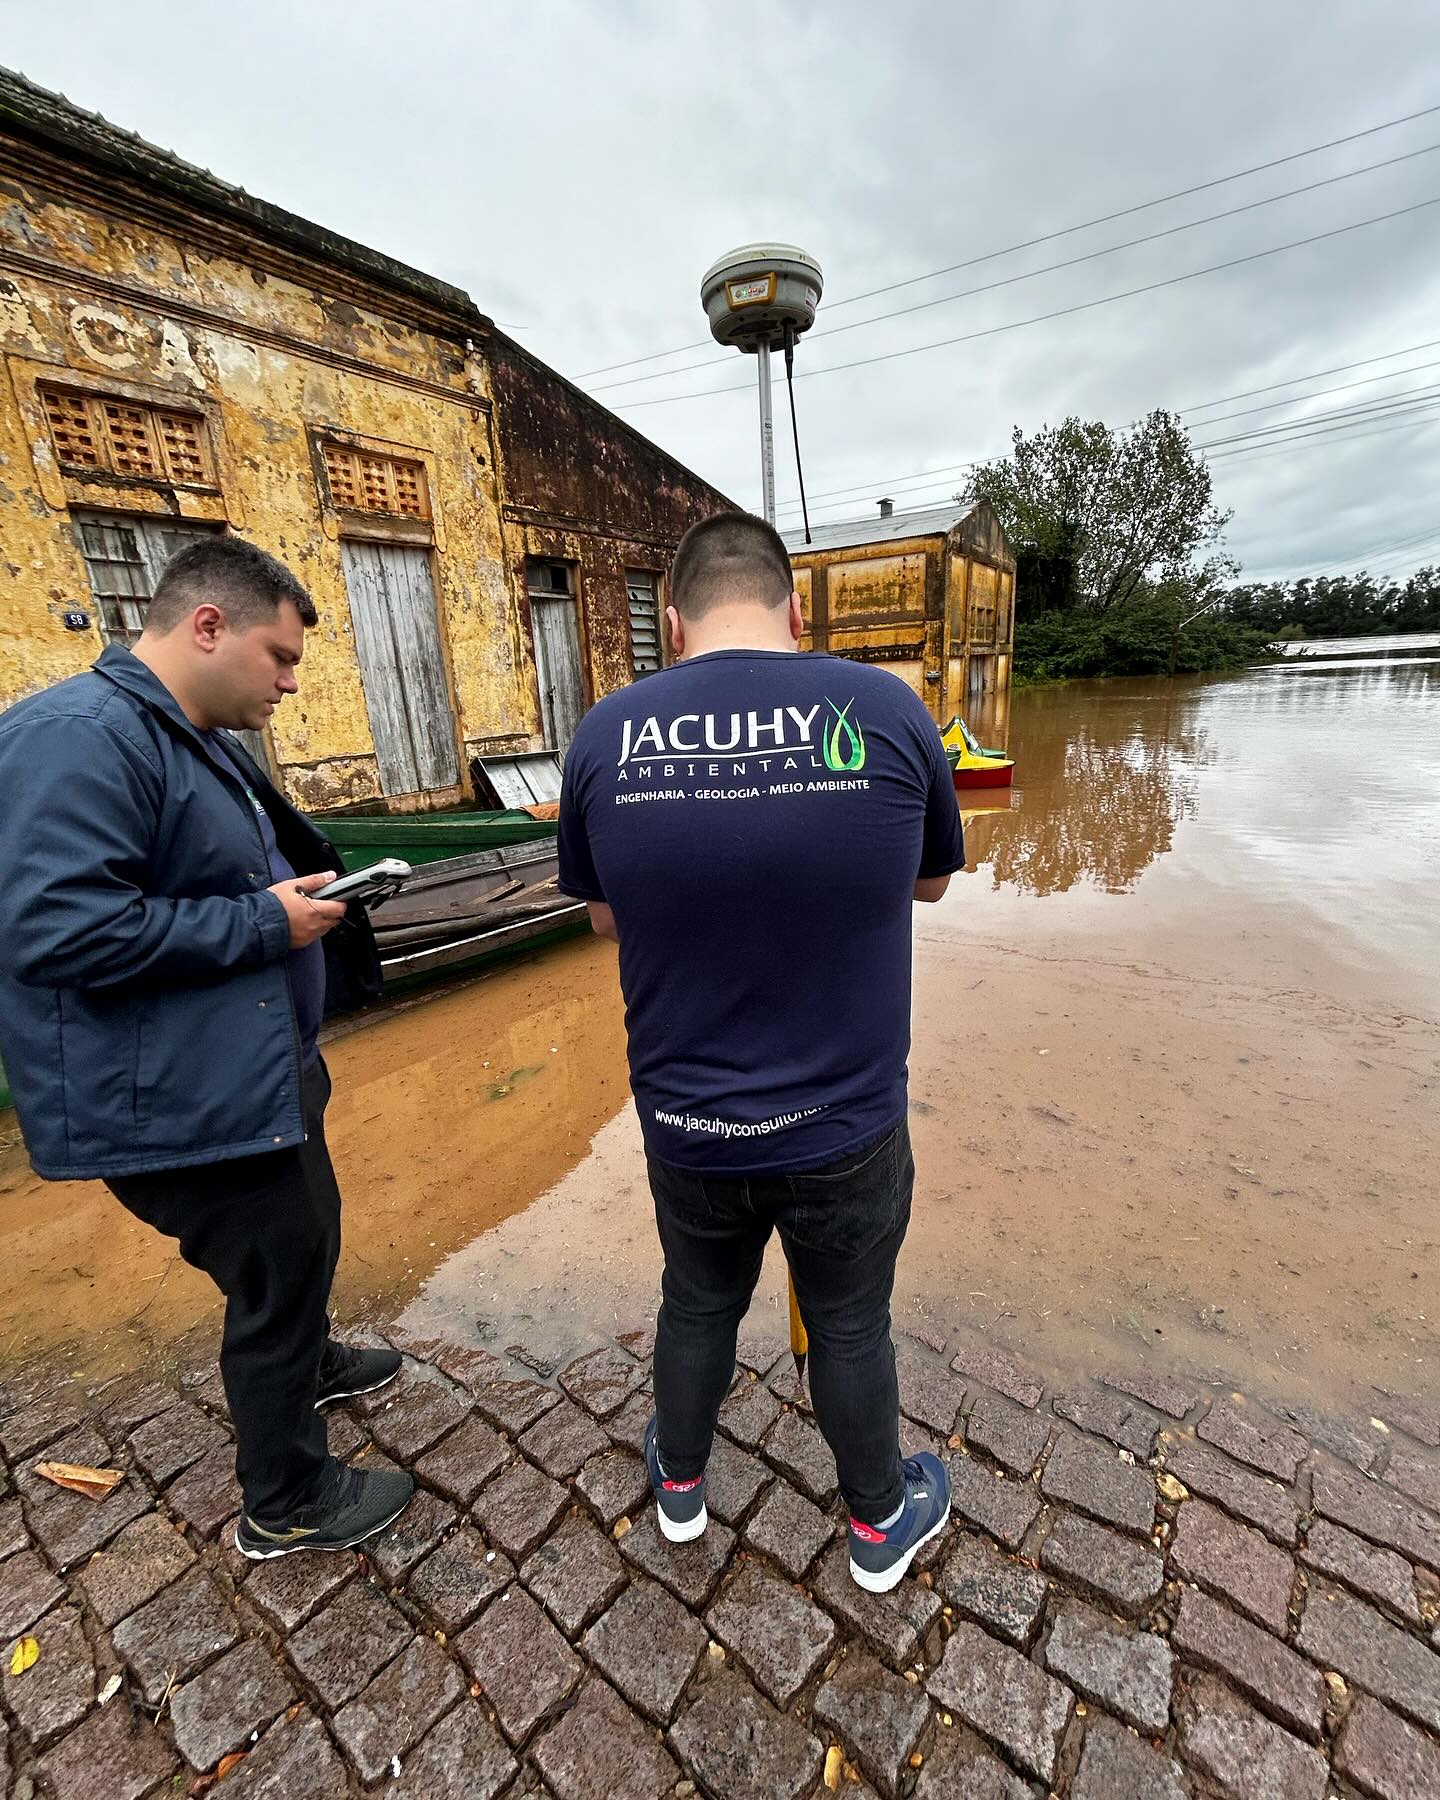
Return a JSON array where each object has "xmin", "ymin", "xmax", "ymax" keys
[{"xmin": 959, "ymin": 680, "xmax": 1218, "ymax": 896}]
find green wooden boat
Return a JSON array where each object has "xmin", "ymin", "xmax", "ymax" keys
[
  {"xmin": 316, "ymin": 808, "xmax": 557, "ymax": 871},
  {"xmin": 0, "ymin": 1053, "xmax": 10, "ymax": 1115}
]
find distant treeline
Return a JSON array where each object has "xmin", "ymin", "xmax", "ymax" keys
[{"xmin": 1221, "ymin": 568, "xmax": 1440, "ymax": 639}]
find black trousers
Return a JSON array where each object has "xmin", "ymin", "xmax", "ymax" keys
[
  {"xmin": 108, "ymin": 1057, "xmax": 339, "ymax": 1522},
  {"xmin": 647, "ymin": 1119, "xmax": 914, "ymax": 1524}
]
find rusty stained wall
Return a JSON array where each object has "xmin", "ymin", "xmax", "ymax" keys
[
  {"xmin": 0, "ymin": 160, "xmax": 532, "ymax": 809},
  {"xmin": 487, "ymin": 336, "xmax": 731, "ymax": 707}
]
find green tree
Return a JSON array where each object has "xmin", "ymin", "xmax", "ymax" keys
[{"xmin": 964, "ymin": 411, "xmax": 1233, "ymax": 613}]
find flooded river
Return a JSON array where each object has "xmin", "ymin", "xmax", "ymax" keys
[{"xmin": 2, "ymin": 638, "xmax": 1436, "ymax": 1416}]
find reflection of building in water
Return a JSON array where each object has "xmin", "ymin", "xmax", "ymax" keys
[
  {"xmin": 963, "ymin": 683, "xmax": 1216, "ymax": 896},
  {"xmin": 783, "ymin": 501, "xmax": 1016, "ymax": 724}
]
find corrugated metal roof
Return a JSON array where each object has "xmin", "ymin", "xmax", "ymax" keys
[{"xmin": 781, "ymin": 501, "xmax": 970, "ymax": 555}]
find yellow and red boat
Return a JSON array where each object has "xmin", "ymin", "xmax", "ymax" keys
[{"xmin": 941, "ymin": 716, "xmax": 1014, "ymax": 789}]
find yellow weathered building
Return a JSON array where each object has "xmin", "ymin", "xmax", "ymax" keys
[
  {"xmin": 784, "ymin": 499, "xmax": 1016, "ymax": 723},
  {"xmin": 0, "ymin": 69, "xmax": 729, "ymax": 811}
]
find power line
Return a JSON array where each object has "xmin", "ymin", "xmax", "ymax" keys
[
  {"xmin": 1194, "ymin": 386, "xmax": 1440, "ymax": 451},
  {"xmin": 1184, "ymin": 359, "xmax": 1440, "ymax": 427},
  {"xmin": 575, "ymin": 100, "xmax": 1440, "ymax": 378},
  {"xmin": 612, "ymin": 195, "xmax": 1440, "ymax": 410},
  {"xmin": 1177, "ymin": 337, "xmax": 1440, "ymax": 411},
  {"xmin": 1203, "ymin": 408, "xmax": 1440, "ymax": 463},
  {"xmin": 589, "ymin": 141, "xmax": 1440, "ymax": 394}
]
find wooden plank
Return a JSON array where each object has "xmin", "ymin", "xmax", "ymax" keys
[
  {"xmin": 343, "ymin": 540, "xmax": 419, "ymax": 795},
  {"xmin": 531, "ymin": 596, "xmax": 585, "ymax": 750},
  {"xmin": 383, "ymin": 544, "xmax": 459, "ymax": 789}
]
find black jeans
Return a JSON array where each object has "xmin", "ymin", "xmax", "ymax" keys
[
  {"xmin": 107, "ymin": 1057, "xmax": 340, "ymax": 1522},
  {"xmin": 648, "ymin": 1118, "xmax": 914, "ymax": 1525}
]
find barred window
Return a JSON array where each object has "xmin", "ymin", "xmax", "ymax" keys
[
  {"xmin": 321, "ymin": 441, "xmax": 430, "ymax": 519},
  {"xmin": 41, "ymin": 387, "xmax": 216, "ymax": 487}
]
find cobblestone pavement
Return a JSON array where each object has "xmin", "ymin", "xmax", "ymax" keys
[{"xmin": 0, "ymin": 1320, "xmax": 1436, "ymax": 1798}]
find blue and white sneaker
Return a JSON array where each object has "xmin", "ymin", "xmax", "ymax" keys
[
  {"xmin": 643, "ymin": 1416, "xmax": 708, "ymax": 1543},
  {"xmin": 848, "ymin": 1452, "xmax": 951, "ymax": 1593}
]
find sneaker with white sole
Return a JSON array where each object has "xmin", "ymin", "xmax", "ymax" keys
[
  {"xmin": 847, "ymin": 1452, "xmax": 951, "ymax": 1593},
  {"xmin": 643, "ymin": 1415, "xmax": 708, "ymax": 1542},
  {"xmin": 314, "ymin": 1342, "xmax": 402, "ymax": 1409},
  {"xmin": 234, "ymin": 1461, "xmax": 414, "ymax": 1559}
]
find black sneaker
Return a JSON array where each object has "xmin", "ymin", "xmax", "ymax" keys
[
  {"xmin": 847, "ymin": 1452, "xmax": 951, "ymax": 1593},
  {"xmin": 234, "ymin": 1462, "xmax": 414, "ymax": 1559},
  {"xmin": 643, "ymin": 1415, "xmax": 708, "ymax": 1543},
  {"xmin": 315, "ymin": 1341, "xmax": 402, "ymax": 1408}
]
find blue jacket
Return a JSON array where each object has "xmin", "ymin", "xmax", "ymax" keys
[{"xmin": 0, "ymin": 646, "xmax": 381, "ymax": 1180}]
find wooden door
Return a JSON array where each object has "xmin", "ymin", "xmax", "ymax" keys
[
  {"xmin": 341, "ymin": 540, "xmax": 458, "ymax": 796},
  {"xmin": 532, "ymin": 596, "xmax": 585, "ymax": 751}
]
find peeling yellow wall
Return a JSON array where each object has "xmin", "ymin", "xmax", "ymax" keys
[{"xmin": 0, "ymin": 166, "xmax": 533, "ymax": 809}]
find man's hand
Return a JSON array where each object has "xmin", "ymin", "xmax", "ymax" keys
[{"xmin": 269, "ymin": 871, "xmax": 348, "ymax": 947}]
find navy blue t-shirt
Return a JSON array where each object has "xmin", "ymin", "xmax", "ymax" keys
[{"xmin": 557, "ymin": 650, "xmax": 965, "ymax": 1172}]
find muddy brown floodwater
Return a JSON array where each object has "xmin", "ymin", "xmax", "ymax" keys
[{"xmin": 2, "ymin": 644, "xmax": 1437, "ymax": 1419}]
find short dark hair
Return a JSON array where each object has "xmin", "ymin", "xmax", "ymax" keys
[
  {"xmin": 670, "ymin": 512, "xmax": 793, "ymax": 619},
  {"xmin": 148, "ymin": 536, "xmax": 317, "ymax": 632}
]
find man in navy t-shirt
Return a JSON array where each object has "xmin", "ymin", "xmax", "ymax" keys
[{"xmin": 559, "ymin": 513, "xmax": 965, "ymax": 1591}]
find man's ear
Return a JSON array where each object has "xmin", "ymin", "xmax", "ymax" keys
[
  {"xmin": 191, "ymin": 603, "xmax": 225, "ymax": 653},
  {"xmin": 788, "ymin": 591, "xmax": 805, "ymax": 643},
  {"xmin": 665, "ymin": 604, "xmax": 685, "ymax": 660}
]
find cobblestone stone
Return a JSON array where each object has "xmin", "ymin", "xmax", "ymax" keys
[
  {"xmin": 706, "ymin": 1433, "xmax": 772, "ymax": 1524},
  {"xmin": 813, "ymin": 1649, "xmax": 930, "ymax": 1800},
  {"xmin": 605, "ymin": 1391, "xmax": 654, "ymax": 1456},
  {"xmin": 366, "ymin": 1486, "xmax": 455, "ymax": 1584},
  {"xmin": 165, "ymin": 1441, "xmax": 242, "ymax": 1538},
  {"xmin": 76, "ymin": 1510, "xmax": 194, "ymax": 1626},
  {"xmin": 0, "ymin": 1496, "xmax": 26, "ymax": 1561},
  {"xmin": 1102, "ymin": 1364, "xmax": 1199, "ymax": 1419},
  {"xmin": 0, "ymin": 1394, "xmax": 85, "ymax": 1461},
  {"xmin": 1334, "ymin": 1691, "xmax": 1440, "ymax": 1800},
  {"xmin": 365, "ymin": 1373, "xmax": 470, "ymax": 1463},
  {"xmin": 102, "ymin": 1380, "xmax": 182, "ymax": 1439},
  {"xmin": 112, "ymin": 1566, "xmax": 240, "ymax": 1705},
  {"xmin": 584, "ymin": 1576, "xmax": 707, "ymax": 1722},
  {"xmin": 560, "ymin": 1346, "xmax": 649, "ymax": 1419},
  {"xmin": 762, "ymin": 1409, "xmax": 838, "ymax": 1504},
  {"xmin": 1164, "ymin": 1437, "xmax": 1299, "ymax": 1545},
  {"xmin": 243, "ymin": 1548, "xmax": 354, "ymax": 1634},
  {"xmin": 1301, "ymin": 1516, "xmax": 1421, "ymax": 1624},
  {"xmin": 534, "ymin": 1672, "xmax": 680, "ymax": 1800},
  {"xmin": 1170, "ymin": 1495, "xmax": 1295, "ymax": 1633},
  {"xmin": 706, "ymin": 1560, "xmax": 837, "ymax": 1707},
  {"xmin": 1054, "ymin": 1385, "xmax": 1161, "ymax": 1458},
  {"xmin": 1385, "ymin": 1447, "xmax": 1440, "ymax": 1519},
  {"xmin": 18, "ymin": 1428, "xmax": 151, "ymax": 1568},
  {"xmin": 1296, "ymin": 1581, "xmax": 1440, "ymax": 1734},
  {"xmin": 1043, "ymin": 1597, "xmax": 1174, "ymax": 1732},
  {"xmin": 287, "ymin": 1576, "xmax": 411, "ymax": 1708},
  {"xmin": 896, "ymin": 1352, "xmax": 966, "ymax": 1437},
  {"xmin": 520, "ymin": 1397, "xmax": 612, "ymax": 1479},
  {"xmin": 946, "ymin": 1450, "xmax": 1041, "ymax": 1549},
  {"xmin": 35, "ymin": 1694, "xmax": 179, "ymax": 1800},
  {"xmin": 169, "ymin": 1638, "xmax": 294, "ymax": 1773},
  {"xmin": 413, "ymin": 1413, "xmax": 510, "ymax": 1504},
  {"xmin": 472, "ymin": 1457, "xmax": 570, "ymax": 1561},
  {"xmin": 213, "ymin": 1710, "xmax": 349, "ymax": 1799},
  {"xmin": 964, "ymin": 1391, "xmax": 1052, "ymax": 1475},
  {"xmin": 1313, "ymin": 1462, "xmax": 1440, "ymax": 1574},
  {"xmin": 911, "ymin": 1725, "xmax": 1031, "ymax": 1798},
  {"xmin": 940, "ymin": 1531, "xmax": 1048, "ymax": 1646},
  {"xmin": 1175, "ymin": 1669, "xmax": 1328, "ymax": 1800},
  {"xmin": 575, "ymin": 1447, "xmax": 650, "ymax": 1530},
  {"xmin": 1070, "ymin": 1712, "xmax": 1189, "ymax": 1800},
  {"xmin": 1198, "ymin": 1397, "xmax": 1310, "ymax": 1483},
  {"xmin": 523, "ymin": 1512, "xmax": 628, "ymax": 1637},
  {"xmin": 926, "ymin": 1617, "xmax": 1073, "ymax": 1784},
  {"xmin": 387, "ymin": 1697, "xmax": 517, "ymax": 1800},
  {"xmin": 408, "ymin": 1523, "xmax": 512, "ymax": 1632},
  {"xmin": 0, "ymin": 1547, "xmax": 64, "ymax": 1638},
  {"xmin": 811, "ymin": 1541, "xmax": 941, "ymax": 1670},
  {"xmin": 128, "ymin": 1399, "xmax": 227, "ymax": 1486},
  {"xmin": 332, "ymin": 1632, "xmax": 465, "ymax": 1784},
  {"xmin": 618, "ymin": 1508, "xmax": 736, "ymax": 1609},
  {"xmin": 437, "ymin": 1344, "xmax": 562, "ymax": 1435},
  {"xmin": 743, "ymin": 1478, "xmax": 833, "ymax": 1579},
  {"xmin": 1040, "ymin": 1509, "xmax": 1164, "ymax": 1617},
  {"xmin": 1172, "ymin": 1585, "xmax": 1325, "ymax": 1739},
  {"xmin": 717, "ymin": 1375, "xmax": 783, "ymax": 1449},
  {"xmin": 735, "ymin": 1328, "xmax": 788, "ymax": 1375},
  {"xmin": 457, "ymin": 1585, "xmax": 583, "ymax": 1744},
  {"xmin": 1277, "ymin": 1400, "xmax": 1383, "ymax": 1472},
  {"xmin": 616, "ymin": 1322, "xmax": 656, "ymax": 1362},
  {"xmin": 1377, "ymin": 1398, "xmax": 1440, "ymax": 1449},
  {"xmin": 669, "ymin": 1669, "xmax": 824, "ymax": 1800},
  {"xmin": 947, "ymin": 1340, "xmax": 1044, "ymax": 1408},
  {"xmin": 1040, "ymin": 1432, "xmax": 1155, "ymax": 1536},
  {"xmin": 3, "ymin": 1605, "xmax": 94, "ymax": 1746}
]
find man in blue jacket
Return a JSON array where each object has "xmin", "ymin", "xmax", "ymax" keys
[
  {"xmin": 0, "ymin": 537, "xmax": 412, "ymax": 1556},
  {"xmin": 559, "ymin": 513, "xmax": 965, "ymax": 1593}
]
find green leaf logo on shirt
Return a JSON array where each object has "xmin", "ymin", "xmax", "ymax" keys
[{"xmin": 821, "ymin": 699, "xmax": 866, "ymax": 772}]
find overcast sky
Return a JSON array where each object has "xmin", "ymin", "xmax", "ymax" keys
[{"xmin": 6, "ymin": 0, "xmax": 1440, "ymax": 582}]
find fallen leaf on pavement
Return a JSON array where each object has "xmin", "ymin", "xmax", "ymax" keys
[
  {"xmin": 34, "ymin": 1461, "xmax": 124, "ymax": 1500},
  {"xmin": 216, "ymin": 1752, "xmax": 246, "ymax": 1779},
  {"xmin": 823, "ymin": 1745, "xmax": 843, "ymax": 1791},
  {"xmin": 9, "ymin": 1636, "xmax": 39, "ymax": 1676}
]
